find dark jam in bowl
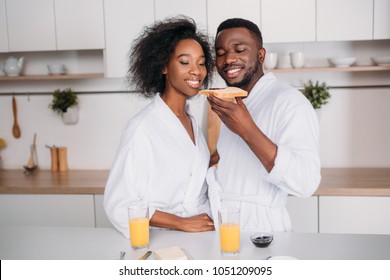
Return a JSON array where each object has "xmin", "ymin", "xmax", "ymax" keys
[{"xmin": 250, "ymin": 234, "xmax": 274, "ymax": 248}]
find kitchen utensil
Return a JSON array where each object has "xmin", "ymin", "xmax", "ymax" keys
[
  {"xmin": 47, "ymin": 64, "xmax": 66, "ymax": 75},
  {"xmin": 372, "ymin": 56, "xmax": 390, "ymax": 67},
  {"xmin": 264, "ymin": 52, "xmax": 278, "ymax": 69},
  {"xmin": 290, "ymin": 52, "xmax": 305, "ymax": 68},
  {"xmin": 119, "ymin": 251, "xmax": 126, "ymax": 260},
  {"xmin": 12, "ymin": 96, "xmax": 21, "ymax": 139},
  {"xmin": 23, "ymin": 133, "xmax": 38, "ymax": 174},
  {"xmin": 277, "ymin": 52, "xmax": 292, "ymax": 69},
  {"xmin": 58, "ymin": 147, "xmax": 68, "ymax": 172},
  {"xmin": 328, "ymin": 57, "xmax": 356, "ymax": 68},
  {"xmin": 250, "ymin": 233, "xmax": 274, "ymax": 248},
  {"xmin": 2, "ymin": 56, "xmax": 24, "ymax": 76},
  {"xmin": 138, "ymin": 250, "xmax": 152, "ymax": 260}
]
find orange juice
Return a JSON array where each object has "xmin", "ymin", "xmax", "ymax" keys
[
  {"xmin": 219, "ymin": 223, "xmax": 240, "ymax": 253},
  {"xmin": 129, "ymin": 217, "xmax": 149, "ymax": 248}
]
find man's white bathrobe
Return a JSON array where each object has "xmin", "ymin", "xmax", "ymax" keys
[
  {"xmin": 104, "ymin": 95, "xmax": 211, "ymax": 238},
  {"xmin": 207, "ymin": 73, "xmax": 321, "ymax": 232}
]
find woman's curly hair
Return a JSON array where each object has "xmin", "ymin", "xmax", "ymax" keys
[{"xmin": 128, "ymin": 16, "xmax": 214, "ymax": 98}]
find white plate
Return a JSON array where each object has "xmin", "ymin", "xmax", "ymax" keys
[{"xmin": 267, "ymin": 255, "xmax": 298, "ymax": 260}]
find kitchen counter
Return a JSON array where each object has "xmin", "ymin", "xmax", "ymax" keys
[
  {"xmin": 1, "ymin": 168, "xmax": 390, "ymax": 196},
  {"xmin": 1, "ymin": 225, "xmax": 389, "ymax": 260}
]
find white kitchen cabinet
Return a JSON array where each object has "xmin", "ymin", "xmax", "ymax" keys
[
  {"xmin": 103, "ymin": 0, "xmax": 154, "ymax": 78},
  {"xmin": 5, "ymin": 0, "xmax": 104, "ymax": 52},
  {"xmin": 54, "ymin": 0, "xmax": 105, "ymax": 50},
  {"xmin": 374, "ymin": 0, "xmax": 390, "ymax": 39},
  {"xmin": 317, "ymin": 0, "xmax": 373, "ymax": 41},
  {"xmin": 0, "ymin": 194, "xmax": 95, "ymax": 227},
  {"xmin": 0, "ymin": 0, "xmax": 8, "ymax": 53},
  {"xmin": 6, "ymin": 0, "xmax": 56, "ymax": 51},
  {"xmin": 155, "ymin": 0, "xmax": 207, "ymax": 31},
  {"xmin": 94, "ymin": 194, "xmax": 113, "ymax": 228},
  {"xmin": 286, "ymin": 196, "xmax": 318, "ymax": 233},
  {"xmin": 261, "ymin": 0, "xmax": 315, "ymax": 43},
  {"xmin": 319, "ymin": 196, "xmax": 390, "ymax": 234},
  {"xmin": 207, "ymin": 0, "xmax": 261, "ymax": 38}
]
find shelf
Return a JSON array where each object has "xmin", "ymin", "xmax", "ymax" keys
[
  {"xmin": 269, "ymin": 66, "xmax": 390, "ymax": 73},
  {"xmin": 0, "ymin": 73, "xmax": 104, "ymax": 81}
]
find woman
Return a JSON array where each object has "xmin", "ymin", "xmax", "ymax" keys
[{"xmin": 104, "ymin": 16, "xmax": 215, "ymax": 238}]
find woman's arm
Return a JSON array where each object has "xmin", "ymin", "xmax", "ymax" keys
[{"xmin": 150, "ymin": 210, "xmax": 215, "ymax": 232}]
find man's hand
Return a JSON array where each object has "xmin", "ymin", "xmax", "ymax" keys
[{"xmin": 207, "ymin": 95, "xmax": 256, "ymax": 140}]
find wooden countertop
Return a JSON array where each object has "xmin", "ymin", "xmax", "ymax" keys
[
  {"xmin": 0, "ymin": 168, "xmax": 390, "ymax": 196},
  {"xmin": 0, "ymin": 169, "xmax": 109, "ymax": 195}
]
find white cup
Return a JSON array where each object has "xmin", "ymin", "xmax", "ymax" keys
[
  {"xmin": 277, "ymin": 52, "xmax": 292, "ymax": 69},
  {"xmin": 290, "ymin": 52, "xmax": 305, "ymax": 69},
  {"xmin": 47, "ymin": 64, "xmax": 66, "ymax": 75},
  {"xmin": 264, "ymin": 52, "xmax": 278, "ymax": 70}
]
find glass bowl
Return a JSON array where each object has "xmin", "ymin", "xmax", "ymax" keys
[{"xmin": 250, "ymin": 233, "xmax": 274, "ymax": 248}]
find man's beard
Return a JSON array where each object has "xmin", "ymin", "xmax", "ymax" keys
[{"xmin": 225, "ymin": 60, "xmax": 259, "ymax": 88}]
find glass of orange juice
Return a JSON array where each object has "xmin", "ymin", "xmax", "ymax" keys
[
  {"xmin": 128, "ymin": 203, "xmax": 149, "ymax": 251},
  {"xmin": 218, "ymin": 207, "xmax": 240, "ymax": 256}
]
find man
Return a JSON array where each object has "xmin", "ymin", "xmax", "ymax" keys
[{"xmin": 206, "ymin": 18, "xmax": 321, "ymax": 232}]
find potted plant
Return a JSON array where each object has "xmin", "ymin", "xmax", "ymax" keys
[
  {"xmin": 300, "ymin": 80, "xmax": 331, "ymax": 109},
  {"xmin": 49, "ymin": 88, "xmax": 79, "ymax": 124}
]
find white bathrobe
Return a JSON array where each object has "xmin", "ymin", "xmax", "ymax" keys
[
  {"xmin": 207, "ymin": 73, "xmax": 321, "ymax": 232},
  {"xmin": 104, "ymin": 94, "xmax": 211, "ymax": 238}
]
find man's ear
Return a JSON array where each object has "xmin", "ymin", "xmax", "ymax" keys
[{"xmin": 259, "ymin": 48, "xmax": 266, "ymax": 64}]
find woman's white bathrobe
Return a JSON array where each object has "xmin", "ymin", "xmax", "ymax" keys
[
  {"xmin": 207, "ymin": 73, "xmax": 321, "ymax": 232},
  {"xmin": 104, "ymin": 95, "xmax": 211, "ymax": 238}
]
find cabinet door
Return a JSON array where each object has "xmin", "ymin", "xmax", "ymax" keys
[
  {"xmin": 104, "ymin": 0, "xmax": 154, "ymax": 78},
  {"xmin": 0, "ymin": 0, "xmax": 8, "ymax": 52},
  {"xmin": 261, "ymin": 0, "xmax": 315, "ymax": 43},
  {"xmin": 6, "ymin": 0, "xmax": 56, "ymax": 51},
  {"xmin": 0, "ymin": 194, "xmax": 95, "ymax": 227},
  {"xmin": 155, "ymin": 0, "xmax": 207, "ymax": 30},
  {"xmin": 94, "ymin": 194, "xmax": 113, "ymax": 228},
  {"xmin": 286, "ymin": 196, "xmax": 318, "ymax": 233},
  {"xmin": 319, "ymin": 196, "xmax": 390, "ymax": 234},
  {"xmin": 207, "ymin": 0, "xmax": 261, "ymax": 38},
  {"xmin": 55, "ymin": 0, "xmax": 105, "ymax": 50},
  {"xmin": 374, "ymin": 0, "xmax": 390, "ymax": 39},
  {"xmin": 317, "ymin": 0, "xmax": 373, "ymax": 41}
]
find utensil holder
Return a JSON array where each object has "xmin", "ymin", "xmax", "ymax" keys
[
  {"xmin": 50, "ymin": 147, "xmax": 59, "ymax": 171},
  {"xmin": 58, "ymin": 147, "xmax": 68, "ymax": 172}
]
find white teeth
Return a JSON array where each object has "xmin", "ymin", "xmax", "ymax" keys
[
  {"xmin": 227, "ymin": 68, "xmax": 240, "ymax": 74},
  {"xmin": 186, "ymin": 80, "xmax": 200, "ymax": 86}
]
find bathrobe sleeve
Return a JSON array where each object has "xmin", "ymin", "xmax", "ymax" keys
[
  {"xmin": 266, "ymin": 98, "xmax": 321, "ymax": 198},
  {"xmin": 103, "ymin": 121, "xmax": 153, "ymax": 239}
]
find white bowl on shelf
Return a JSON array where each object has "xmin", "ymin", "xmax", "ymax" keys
[
  {"xmin": 328, "ymin": 57, "xmax": 356, "ymax": 68},
  {"xmin": 372, "ymin": 56, "xmax": 390, "ymax": 67}
]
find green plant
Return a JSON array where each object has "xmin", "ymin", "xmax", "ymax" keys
[
  {"xmin": 49, "ymin": 88, "xmax": 78, "ymax": 114},
  {"xmin": 300, "ymin": 80, "xmax": 331, "ymax": 109}
]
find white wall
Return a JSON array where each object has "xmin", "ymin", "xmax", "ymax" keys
[{"xmin": 0, "ymin": 40, "xmax": 389, "ymax": 169}]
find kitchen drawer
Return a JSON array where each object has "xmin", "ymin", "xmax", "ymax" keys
[
  {"xmin": 319, "ymin": 196, "xmax": 390, "ymax": 234},
  {"xmin": 287, "ymin": 196, "xmax": 319, "ymax": 233},
  {"xmin": 0, "ymin": 194, "xmax": 95, "ymax": 227}
]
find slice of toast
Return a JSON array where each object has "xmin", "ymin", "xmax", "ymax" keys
[{"xmin": 199, "ymin": 87, "xmax": 248, "ymax": 98}]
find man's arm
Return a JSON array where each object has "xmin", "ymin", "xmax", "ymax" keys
[{"xmin": 207, "ymin": 95, "xmax": 277, "ymax": 172}]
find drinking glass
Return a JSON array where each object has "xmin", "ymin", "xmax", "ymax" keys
[
  {"xmin": 128, "ymin": 203, "xmax": 149, "ymax": 251},
  {"xmin": 218, "ymin": 208, "xmax": 240, "ymax": 256}
]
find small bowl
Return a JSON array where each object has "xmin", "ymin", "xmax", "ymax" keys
[
  {"xmin": 328, "ymin": 57, "xmax": 356, "ymax": 68},
  {"xmin": 372, "ymin": 56, "xmax": 390, "ymax": 67},
  {"xmin": 47, "ymin": 64, "xmax": 66, "ymax": 75},
  {"xmin": 250, "ymin": 233, "xmax": 274, "ymax": 248}
]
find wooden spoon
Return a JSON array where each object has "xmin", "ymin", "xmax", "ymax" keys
[{"xmin": 12, "ymin": 96, "xmax": 21, "ymax": 139}]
